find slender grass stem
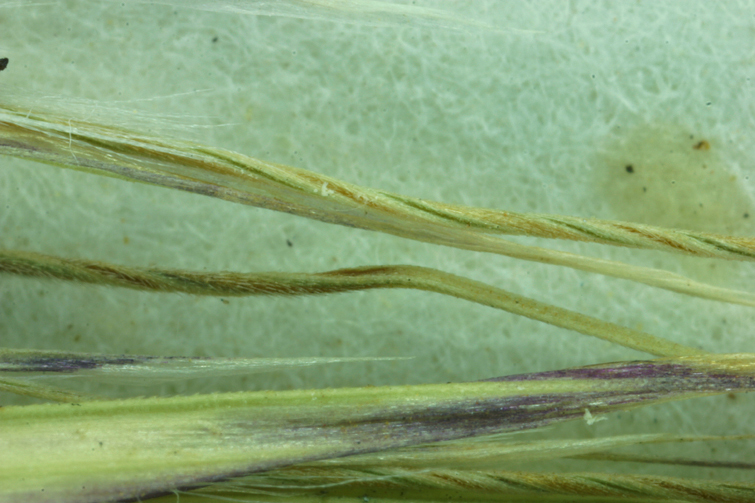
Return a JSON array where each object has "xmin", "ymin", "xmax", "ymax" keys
[{"xmin": 0, "ymin": 249, "xmax": 705, "ymax": 357}]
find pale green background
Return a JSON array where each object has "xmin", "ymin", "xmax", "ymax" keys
[{"xmin": 2, "ymin": 0, "xmax": 755, "ymax": 480}]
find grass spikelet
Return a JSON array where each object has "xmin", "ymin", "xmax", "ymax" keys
[{"xmin": 3, "ymin": 355, "xmax": 755, "ymax": 502}]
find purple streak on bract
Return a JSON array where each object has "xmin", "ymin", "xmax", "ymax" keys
[
  {"xmin": 485, "ymin": 361, "xmax": 698, "ymax": 382},
  {"xmin": 7, "ymin": 357, "xmax": 139, "ymax": 373}
]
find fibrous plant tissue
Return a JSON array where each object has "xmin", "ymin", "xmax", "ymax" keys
[{"xmin": 1, "ymin": 1, "xmax": 755, "ymax": 502}]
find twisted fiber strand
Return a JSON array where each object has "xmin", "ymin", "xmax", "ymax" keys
[
  {"xmin": 407, "ymin": 469, "xmax": 755, "ymax": 501},
  {"xmin": 2, "ymin": 107, "xmax": 755, "ymax": 263},
  {"xmin": 239, "ymin": 466, "xmax": 755, "ymax": 502},
  {"xmin": 0, "ymin": 249, "xmax": 703, "ymax": 357},
  {"xmin": 574, "ymin": 452, "xmax": 755, "ymax": 470},
  {"xmin": 200, "ymin": 144, "xmax": 755, "ymax": 261},
  {"xmin": 194, "ymin": 142, "xmax": 755, "ymax": 261}
]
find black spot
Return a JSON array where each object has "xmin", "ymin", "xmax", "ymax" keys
[
  {"xmin": 286, "ymin": 239, "xmax": 293, "ymax": 247},
  {"xmin": 0, "ymin": 58, "xmax": 8, "ymax": 71},
  {"xmin": 625, "ymin": 164, "xmax": 634, "ymax": 173},
  {"xmin": 212, "ymin": 36, "xmax": 218, "ymax": 43},
  {"xmin": 642, "ymin": 187, "xmax": 647, "ymax": 192},
  {"xmin": 745, "ymin": 213, "xmax": 749, "ymax": 219}
]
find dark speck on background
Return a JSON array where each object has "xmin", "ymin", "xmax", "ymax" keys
[
  {"xmin": 0, "ymin": 58, "xmax": 8, "ymax": 71},
  {"xmin": 693, "ymin": 140, "xmax": 710, "ymax": 151}
]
